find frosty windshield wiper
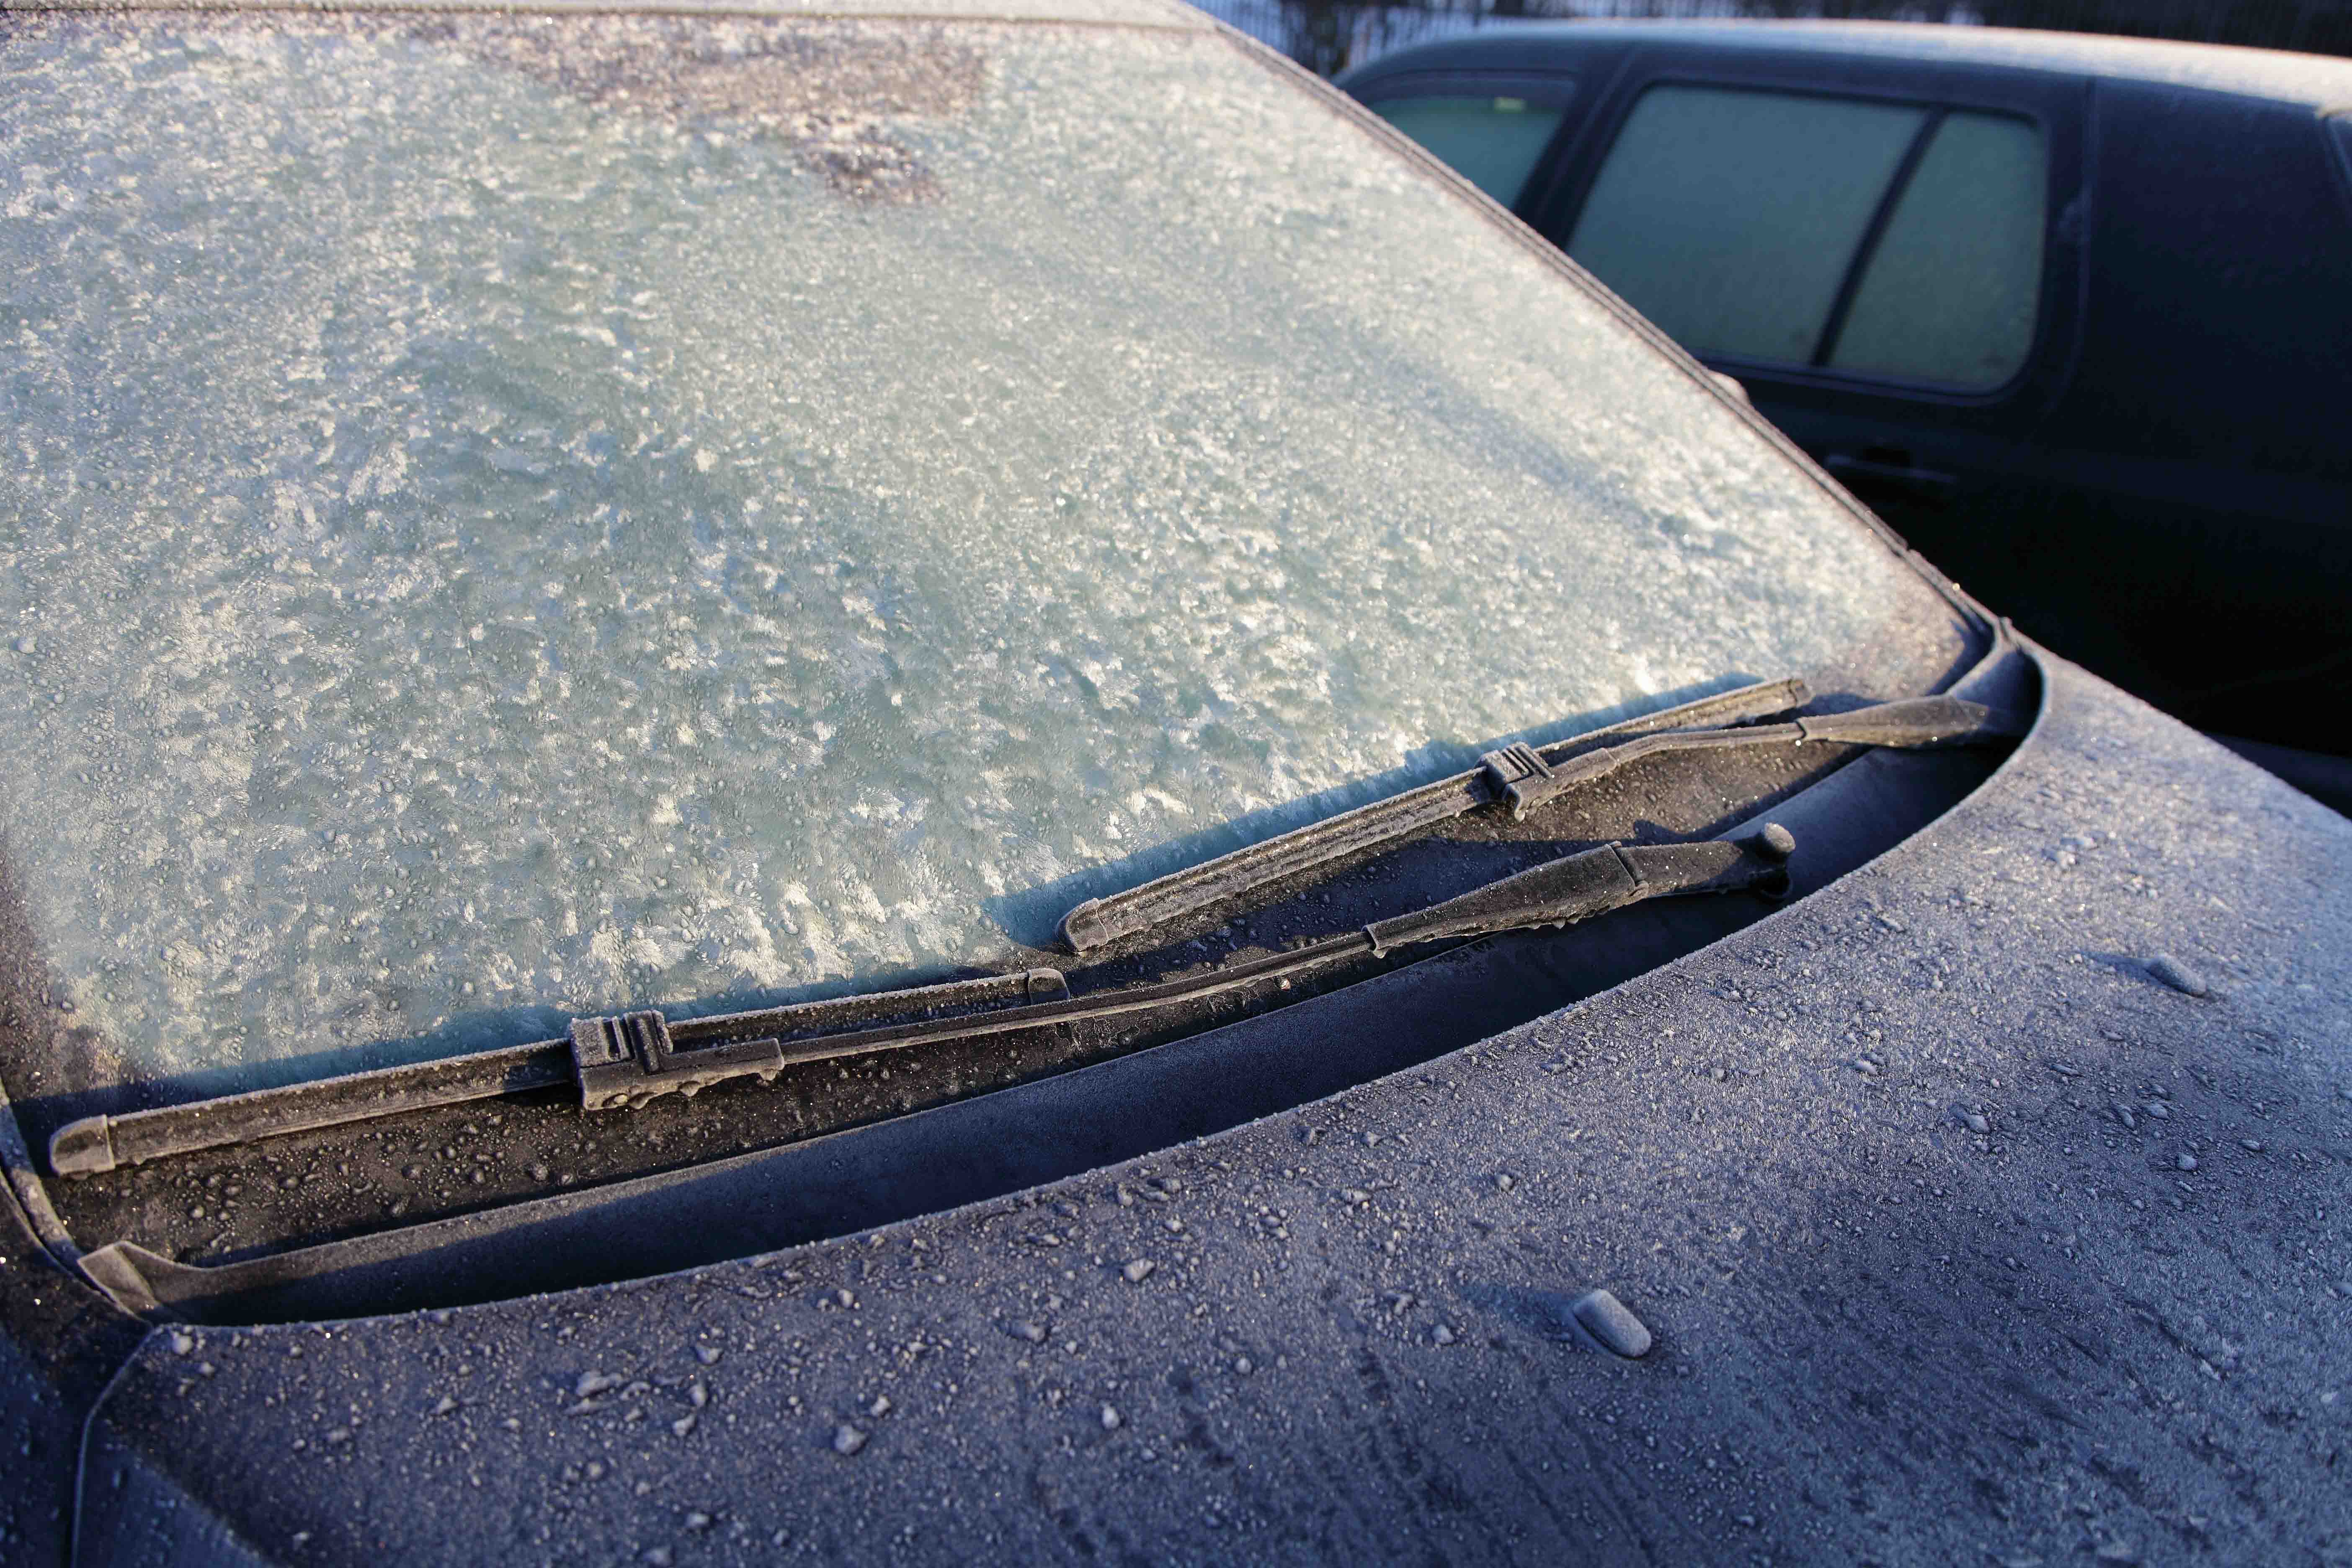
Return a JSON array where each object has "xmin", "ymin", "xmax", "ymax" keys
[
  {"xmin": 47, "ymin": 833, "xmax": 1796, "ymax": 1176},
  {"xmin": 45, "ymin": 682, "xmax": 2019, "ymax": 1178},
  {"xmin": 1055, "ymin": 682, "xmax": 2022, "ymax": 952}
]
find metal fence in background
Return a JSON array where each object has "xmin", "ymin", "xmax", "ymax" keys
[{"xmin": 1192, "ymin": 0, "xmax": 2352, "ymax": 77}]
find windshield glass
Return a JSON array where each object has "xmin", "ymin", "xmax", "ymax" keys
[{"xmin": 0, "ymin": 6, "xmax": 1956, "ymax": 1092}]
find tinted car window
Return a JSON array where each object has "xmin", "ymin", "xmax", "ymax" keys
[
  {"xmin": 1828, "ymin": 111, "xmax": 2046, "ymax": 387},
  {"xmin": 1567, "ymin": 85, "xmax": 1927, "ymax": 364},
  {"xmin": 1369, "ymin": 93, "xmax": 1568, "ymax": 206},
  {"xmin": 0, "ymin": 11, "xmax": 1946, "ymax": 1090}
]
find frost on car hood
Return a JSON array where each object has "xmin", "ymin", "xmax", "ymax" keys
[{"xmin": 0, "ymin": 10, "xmax": 1947, "ymax": 1089}]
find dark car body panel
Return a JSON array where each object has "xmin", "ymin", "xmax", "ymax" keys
[
  {"xmin": 40, "ymin": 650, "xmax": 2352, "ymax": 1565},
  {"xmin": 1344, "ymin": 26, "xmax": 2352, "ymax": 759}
]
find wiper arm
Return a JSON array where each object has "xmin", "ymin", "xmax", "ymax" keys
[
  {"xmin": 1055, "ymin": 684, "xmax": 2019, "ymax": 952},
  {"xmin": 47, "ymin": 833, "xmax": 1795, "ymax": 1176},
  {"xmin": 1358, "ymin": 826, "xmax": 1790, "ymax": 955}
]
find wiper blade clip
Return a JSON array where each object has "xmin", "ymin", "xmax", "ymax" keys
[{"xmin": 572, "ymin": 1010, "xmax": 787, "ymax": 1112}]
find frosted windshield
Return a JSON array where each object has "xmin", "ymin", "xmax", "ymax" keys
[{"xmin": 0, "ymin": 10, "xmax": 1945, "ymax": 1086}]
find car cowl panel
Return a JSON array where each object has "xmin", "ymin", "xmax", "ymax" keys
[{"xmin": 63, "ymin": 648, "xmax": 2352, "ymax": 1565}]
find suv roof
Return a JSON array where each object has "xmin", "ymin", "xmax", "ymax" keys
[{"xmin": 1346, "ymin": 18, "xmax": 2352, "ymax": 111}]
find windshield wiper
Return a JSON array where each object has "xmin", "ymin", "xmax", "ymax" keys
[
  {"xmin": 46, "ymin": 832, "xmax": 1795, "ymax": 1176},
  {"xmin": 44, "ymin": 680, "xmax": 2024, "ymax": 1179},
  {"xmin": 1052, "ymin": 676, "xmax": 1810, "ymax": 952},
  {"xmin": 1055, "ymin": 683, "xmax": 2020, "ymax": 952}
]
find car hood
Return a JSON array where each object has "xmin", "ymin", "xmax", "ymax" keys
[{"xmin": 29, "ymin": 644, "xmax": 2352, "ymax": 1564}]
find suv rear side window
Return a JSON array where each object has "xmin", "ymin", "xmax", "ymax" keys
[
  {"xmin": 1566, "ymin": 84, "xmax": 2046, "ymax": 389},
  {"xmin": 1370, "ymin": 92, "xmax": 1569, "ymax": 207},
  {"xmin": 1827, "ymin": 111, "xmax": 2045, "ymax": 387},
  {"xmin": 1567, "ymin": 86, "xmax": 1927, "ymax": 364}
]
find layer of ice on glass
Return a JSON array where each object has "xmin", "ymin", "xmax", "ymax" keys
[{"xmin": 0, "ymin": 13, "xmax": 1936, "ymax": 1083}]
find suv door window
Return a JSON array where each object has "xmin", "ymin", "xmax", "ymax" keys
[
  {"xmin": 1826, "ymin": 111, "xmax": 2045, "ymax": 388},
  {"xmin": 1566, "ymin": 85, "xmax": 2048, "ymax": 389},
  {"xmin": 1566, "ymin": 86, "xmax": 1928, "ymax": 364},
  {"xmin": 1368, "ymin": 93, "xmax": 1570, "ymax": 207}
]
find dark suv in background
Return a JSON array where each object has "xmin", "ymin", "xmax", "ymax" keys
[{"xmin": 1341, "ymin": 23, "xmax": 2352, "ymax": 802}]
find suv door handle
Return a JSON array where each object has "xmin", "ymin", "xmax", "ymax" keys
[{"xmin": 1822, "ymin": 450, "xmax": 1957, "ymax": 508}]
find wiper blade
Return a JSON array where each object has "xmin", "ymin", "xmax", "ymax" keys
[
  {"xmin": 1056, "ymin": 677, "xmax": 1811, "ymax": 953},
  {"xmin": 1055, "ymin": 684, "xmax": 2019, "ymax": 952},
  {"xmin": 47, "ymin": 833, "xmax": 1795, "ymax": 1176},
  {"xmin": 1478, "ymin": 693, "xmax": 2019, "ymax": 818},
  {"xmin": 49, "ymin": 967, "xmax": 1075, "ymax": 1176}
]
